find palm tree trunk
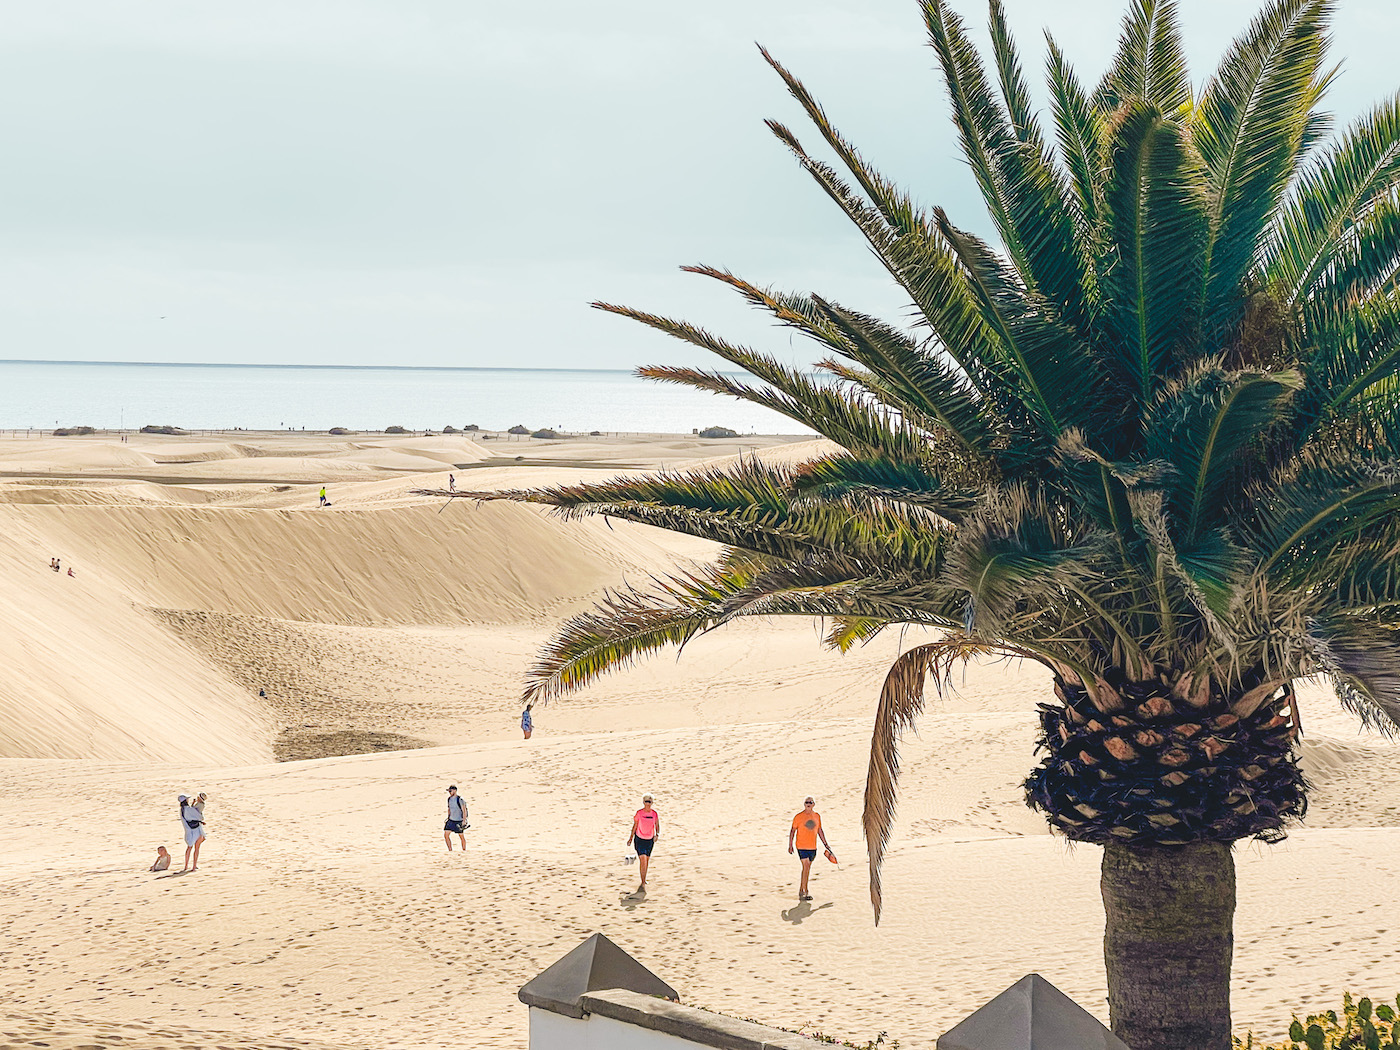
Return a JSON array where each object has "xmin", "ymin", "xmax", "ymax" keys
[{"xmin": 1102, "ymin": 842, "xmax": 1235, "ymax": 1050}]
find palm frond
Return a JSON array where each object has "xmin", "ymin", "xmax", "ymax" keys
[
  {"xmin": 1266, "ymin": 93, "xmax": 1400, "ymax": 305},
  {"xmin": 826, "ymin": 616, "xmax": 889, "ymax": 652},
  {"xmin": 637, "ymin": 362, "xmax": 925, "ymax": 461},
  {"xmin": 814, "ymin": 356, "xmax": 879, "ymax": 387},
  {"xmin": 1143, "ymin": 363, "xmax": 1303, "ymax": 538},
  {"xmin": 809, "ymin": 297, "xmax": 1000, "ymax": 460},
  {"xmin": 791, "ymin": 453, "xmax": 979, "ymax": 520},
  {"xmin": 1308, "ymin": 619, "xmax": 1400, "ymax": 733},
  {"xmin": 935, "ymin": 212, "xmax": 1102, "ymax": 446},
  {"xmin": 1094, "ymin": 0, "xmax": 1192, "ymax": 114},
  {"xmin": 1100, "ymin": 102, "xmax": 1211, "ymax": 411},
  {"xmin": 925, "ymin": 0, "xmax": 1095, "ymax": 338},
  {"xmin": 1301, "ymin": 191, "xmax": 1400, "ymax": 327},
  {"xmin": 940, "ymin": 485, "xmax": 1108, "ymax": 636},
  {"xmin": 762, "ymin": 120, "xmax": 1014, "ymax": 415},
  {"xmin": 1242, "ymin": 456, "xmax": 1400, "ymax": 583},
  {"xmin": 1302, "ymin": 280, "xmax": 1400, "ymax": 431},
  {"xmin": 864, "ymin": 637, "xmax": 1004, "ymax": 923},
  {"xmin": 522, "ymin": 563, "xmax": 767, "ymax": 702},
  {"xmin": 1045, "ymin": 35, "xmax": 1106, "ymax": 234},
  {"xmin": 1194, "ymin": 0, "xmax": 1332, "ymax": 326},
  {"xmin": 680, "ymin": 265, "xmax": 855, "ymax": 358}
]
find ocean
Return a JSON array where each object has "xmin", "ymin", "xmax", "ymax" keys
[{"xmin": 0, "ymin": 360, "xmax": 805, "ymax": 435}]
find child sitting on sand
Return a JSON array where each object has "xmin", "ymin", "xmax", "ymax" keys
[{"xmin": 149, "ymin": 846, "xmax": 171, "ymax": 871}]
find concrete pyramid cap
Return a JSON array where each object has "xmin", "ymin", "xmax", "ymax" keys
[
  {"xmin": 518, "ymin": 933, "xmax": 679, "ymax": 1019},
  {"xmin": 938, "ymin": 973, "xmax": 1130, "ymax": 1050}
]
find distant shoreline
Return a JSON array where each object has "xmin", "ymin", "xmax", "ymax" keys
[
  {"xmin": 0, "ymin": 358, "xmax": 640, "ymax": 374},
  {"xmin": 0, "ymin": 427, "xmax": 810, "ymax": 440},
  {"xmin": 0, "ymin": 359, "xmax": 802, "ymax": 434}
]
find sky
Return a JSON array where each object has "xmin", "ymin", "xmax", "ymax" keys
[{"xmin": 0, "ymin": 0, "xmax": 1397, "ymax": 370}]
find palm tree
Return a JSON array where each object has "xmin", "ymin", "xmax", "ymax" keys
[{"xmin": 426, "ymin": 2, "xmax": 1400, "ymax": 1047}]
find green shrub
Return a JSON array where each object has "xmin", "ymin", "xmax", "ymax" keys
[{"xmin": 1235, "ymin": 993, "xmax": 1400, "ymax": 1049}]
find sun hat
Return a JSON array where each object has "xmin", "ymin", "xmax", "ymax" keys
[
  {"xmin": 178, "ymin": 794, "xmax": 188, "ymax": 803},
  {"xmin": 642, "ymin": 794, "xmax": 653, "ymax": 802}
]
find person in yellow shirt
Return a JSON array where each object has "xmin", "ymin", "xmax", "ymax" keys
[{"xmin": 787, "ymin": 796, "xmax": 834, "ymax": 901}]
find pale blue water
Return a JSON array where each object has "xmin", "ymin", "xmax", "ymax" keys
[{"xmin": 0, "ymin": 360, "xmax": 805, "ymax": 435}]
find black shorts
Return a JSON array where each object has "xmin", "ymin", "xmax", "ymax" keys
[
  {"xmin": 633, "ymin": 836, "xmax": 655, "ymax": 857},
  {"xmin": 797, "ymin": 848, "xmax": 817, "ymax": 861},
  {"xmin": 445, "ymin": 819, "xmax": 465, "ymax": 833}
]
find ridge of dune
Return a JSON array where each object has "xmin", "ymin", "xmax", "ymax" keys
[{"xmin": 8, "ymin": 498, "xmax": 700, "ymax": 628}]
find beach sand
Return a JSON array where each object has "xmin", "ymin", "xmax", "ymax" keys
[{"xmin": 0, "ymin": 430, "xmax": 1396, "ymax": 1049}]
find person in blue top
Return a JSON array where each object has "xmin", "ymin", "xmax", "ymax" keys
[{"xmin": 521, "ymin": 703, "xmax": 534, "ymax": 740}]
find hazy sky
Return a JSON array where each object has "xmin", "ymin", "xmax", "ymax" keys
[{"xmin": 1, "ymin": 0, "xmax": 1396, "ymax": 369}]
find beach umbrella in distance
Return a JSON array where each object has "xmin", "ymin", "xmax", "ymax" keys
[{"xmin": 418, "ymin": 2, "xmax": 1400, "ymax": 1048}]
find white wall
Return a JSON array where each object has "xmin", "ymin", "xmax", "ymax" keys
[{"xmin": 529, "ymin": 1007, "xmax": 728, "ymax": 1050}]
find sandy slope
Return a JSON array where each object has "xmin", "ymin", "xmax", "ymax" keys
[
  {"xmin": 0, "ymin": 431, "xmax": 1396, "ymax": 1049},
  {"xmin": 0, "ymin": 511, "xmax": 273, "ymax": 763}
]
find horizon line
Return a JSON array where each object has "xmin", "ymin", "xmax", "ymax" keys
[{"xmin": 0, "ymin": 358, "xmax": 638, "ymax": 374}]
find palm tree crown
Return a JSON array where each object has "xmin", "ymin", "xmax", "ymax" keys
[{"xmin": 432, "ymin": 4, "xmax": 1400, "ymax": 1043}]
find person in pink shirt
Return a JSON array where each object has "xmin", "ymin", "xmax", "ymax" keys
[{"xmin": 626, "ymin": 795, "xmax": 660, "ymax": 892}]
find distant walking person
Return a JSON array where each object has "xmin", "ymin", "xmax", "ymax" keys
[
  {"xmin": 521, "ymin": 703, "xmax": 533, "ymax": 740},
  {"xmin": 448, "ymin": 473, "xmax": 456, "ymax": 492},
  {"xmin": 179, "ymin": 793, "xmax": 207, "ymax": 872},
  {"xmin": 444, "ymin": 785, "xmax": 469, "ymax": 850},
  {"xmin": 627, "ymin": 795, "xmax": 660, "ymax": 892},
  {"xmin": 788, "ymin": 796, "xmax": 833, "ymax": 901},
  {"xmin": 318, "ymin": 486, "xmax": 328, "ymax": 507}
]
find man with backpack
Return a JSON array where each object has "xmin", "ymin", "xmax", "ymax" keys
[{"xmin": 444, "ymin": 785, "xmax": 469, "ymax": 850}]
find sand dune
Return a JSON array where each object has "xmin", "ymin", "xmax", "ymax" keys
[
  {"xmin": 0, "ymin": 512, "xmax": 272, "ymax": 763},
  {"xmin": 8, "ymin": 500, "xmax": 694, "ymax": 628},
  {"xmin": 0, "ymin": 430, "xmax": 1395, "ymax": 1050}
]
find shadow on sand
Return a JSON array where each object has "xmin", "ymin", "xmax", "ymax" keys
[
  {"xmin": 781, "ymin": 900, "xmax": 834, "ymax": 924},
  {"xmin": 618, "ymin": 887, "xmax": 647, "ymax": 911}
]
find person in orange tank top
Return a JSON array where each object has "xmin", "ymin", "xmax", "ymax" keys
[
  {"xmin": 788, "ymin": 796, "xmax": 834, "ymax": 901},
  {"xmin": 627, "ymin": 795, "xmax": 660, "ymax": 893}
]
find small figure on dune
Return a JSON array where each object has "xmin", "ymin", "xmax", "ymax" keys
[
  {"xmin": 627, "ymin": 795, "xmax": 659, "ymax": 893},
  {"xmin": 66, "ymin": 567, "xmax": 74, "ymax": 577},
  {"xmin": 448, "ymin": 473, "xmax": 456, "ymax": 492},
  {"xmin": 318, "ymin": 485, "xmax": 329, "ymax": 507},
  {"xmin": 521, "ymin": 703, "xmax": 533, "ymax": 740},
  {"xmin": 444, "ymin": 785, "xmax": 469, "ymax": 850},
  {"xmin": 788, "ymin": 796, "xmax": 834, "ymax": 901},
  {"xmin": 50, "ymin": 558, "xmax": 60, "ymax": 573},
  {"xmin": 149, "ymin": 846, "xmax": 171, "ymax": 872},
  {"xmin": 180, "ymin": 792, "xmax": 207, "ymax": 871}
]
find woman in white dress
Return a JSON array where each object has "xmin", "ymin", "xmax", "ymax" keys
[{"xmin": 179, "ymin": 793, "xmax": 207, "ymax": 871}]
